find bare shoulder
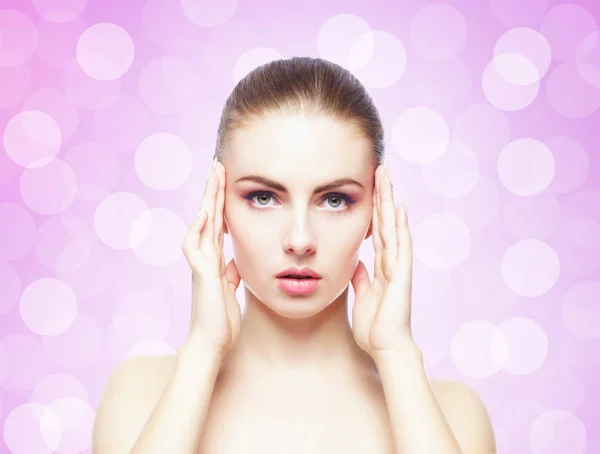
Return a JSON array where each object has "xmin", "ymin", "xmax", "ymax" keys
[
  {"xmin": 430, "ymin": 378, "xmax": 497, "ymax": 454},
  {"xmin": 92, "ymin": 354, "xmax": 178, "ymax": 453}
]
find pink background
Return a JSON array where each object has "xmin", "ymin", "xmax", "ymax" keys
[{"xmin": 1, "ymin": 0, "xmax": 600, "ymax": 452}]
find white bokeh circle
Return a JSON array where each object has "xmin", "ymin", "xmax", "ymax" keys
[
  {"xmin": 482, "ymin": 58, "xmax": 539, "ymax": 111},
  {"xmin": 19, "ymin": 158, "xmax": 78, "ymax": 215},
  {"xmin": 94, "ymin": 192, "xmax": 150, "ymax": 250},
  {"xmin": 497, "ymin": 138, "xmax": 555, "ymax": 196},
  {"xmin": 317, "ymin": 14, "xmax": 372, "ymax": 69},
  {"xmin": 135, "ymin": 133, "xmax": 193, "ymax": 191},
  {"xmin": 409, "ymin": 2, "xmax": 468, "ymax": 61},
  {"xmin": 232, "ymin": 47, "xmax": 285, "ymax": 86},
  {"xmin": 180, "ymin": 0, "xmax": 238, "ymax": 27},
  {"xmin": 561, "ymin": 280, "xmax": 600, "ymax": 339},
  {"xmin": 32, "ymin": 373, "xmax": 89, "ymax": 406},
  {"xmin": 138, "ymin": 56, "xmax": 198, "ymax": 114},
  {"xmin": 502, "ymin": 239, "xmax": 560, "ymax": 297},
  {"xmin": 576, "ymin": 31, "xmax": 600, "ymax": 89},
  {"xmin": 3, "ymin": 110, "xmax": 62, "ymax": 168},
  {"xmin": 76, "ymin": 23, "xmax": 135, "ymax": 81},
  {"xmin": 529, "ymin": 410, "xmax": 587, "ymax": 454},
  {"xmin": 494, "ymin": 27, "xmax": 551, "ymax": 85},
  {"xmin": 19, "ymin": 278, "xmax": 78, "ymax": 336},
  {"xmin": 545, "ymin": 136, "xmax": 589, "ymax": 194},
  {"xmin": 450, "ymin": 320, "xmax": 509, "ymax": 378},
  {"xmin": 32, "ymin": 0, "xmax": 88, "ymax": 23},
  {"xmin": 391, "ymin": 107, "xmax": 450, "ymax": 165},
  {"xmin": 3, "ymin": 403, "xmax": 61, "ymax": 453},
  {"xmin": 421, "ymin": 140, "xmax": 480, "ymax": 199},
  {"xmin": 130, "ymin": 208, "xmax": 189, "ymax": 266},
  {"xmin": 414, "ymin": 213, "xmax": 472, "ymax": 270},
  {"xmin": 500, "ymin": 317, "xmax": 548, "ymax": 375},
  {"xmin": 0, "ymin": 9, "xmax": 38, "ymax": 67},
  {"xmin": 347, "ymin": 31, "xmax": 408, "ymax": 89},
  {"xmin": 47, "ymin": 397, "xmax": 95, "ymax": 454}
]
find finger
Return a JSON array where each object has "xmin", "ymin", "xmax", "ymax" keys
[
  {"xmin": 201, "ymin": 163, "xmax": 218, "ymax": 250},
  {"xmin": 224, "ymin": 258, "xmax": 242, "ymax": 329},
  {"xmin": 182, "ymin": 210, "xmax": 208, "ymax": 251},
  {"xmin": 372, "ymin": 165, "xmax": 384, "ymax": 282},
  {"xmin": 198, "ymin": 163, "xmax": 214, "ymax": 214},
  {"xmin": 397, "ymin": 202, "xmax": 413, "ymax": 285},
  {"xmin": 380, "ymin": 165, "xmax": 398, "ymax": 270},
  {"xmin": 213, "ymin": 161, "xmax": 226, "ymax": 275},
  {"xmin": 214, "ymin": 161, "xmax": 224, "ymax": 247},
  {"xmin": 225, "ymin": 258, "xmax": 242, "ymax": 294}
]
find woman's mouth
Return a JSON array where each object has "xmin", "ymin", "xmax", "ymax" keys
[{"xmin": 277, "ymin": 276, "xmax": 321, "ymax": 295}]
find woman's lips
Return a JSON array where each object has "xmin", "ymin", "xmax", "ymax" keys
[{"xmin": 277, "ymin": 277, "xmax": 320, "ymax": 295}]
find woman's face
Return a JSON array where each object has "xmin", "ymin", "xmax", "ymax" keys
[{"xmin": 223, "ymin": 111, "xmax": 375, "ymax": 318}]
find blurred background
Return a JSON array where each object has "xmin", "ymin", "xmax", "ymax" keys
[{"xmin": 1, "ymin": 0, "xmax": 599, "ymax": 452}]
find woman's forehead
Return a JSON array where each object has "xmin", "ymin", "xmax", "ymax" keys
[{"xmin": 228, "ymin": 115, "xmax": 371, "ymax": 166}]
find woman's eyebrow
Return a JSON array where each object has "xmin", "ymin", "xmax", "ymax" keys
[{"xmin": 235, "ymin": 175, "xmax": 364, "ymax": 194}]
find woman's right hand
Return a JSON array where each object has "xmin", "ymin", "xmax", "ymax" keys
[{"xmin": 180, "ymin": 157, "xmax": 242, "ymax": 361}]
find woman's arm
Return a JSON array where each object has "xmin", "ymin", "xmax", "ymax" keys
[
  {"xmin": 92, "ymin": 336, "xmax": 223, "ymax": 454},
  {"xmin": 373, "ymin": 341, "xmax": 496, "ymax": 454}
]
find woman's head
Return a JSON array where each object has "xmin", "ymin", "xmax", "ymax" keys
[{"xmin": 215, "ymin": 57, "xmax": 385, "ymax": 318}]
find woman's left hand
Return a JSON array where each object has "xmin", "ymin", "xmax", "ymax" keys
[{"xmin": 350, "ymin": 160, "xmax": 415, "ymax": 359}]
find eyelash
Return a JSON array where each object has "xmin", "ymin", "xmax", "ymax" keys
[{"xmin": 243, "ymin": 191, "xmax": 357, "ymax": 214}]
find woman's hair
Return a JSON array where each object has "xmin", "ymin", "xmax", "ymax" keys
[{"xmin": 213, "ymin": 56, "xmax": 385, "ymax": 166}]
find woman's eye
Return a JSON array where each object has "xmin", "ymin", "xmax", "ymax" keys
[
  {"xmin": 245, "ymin": 192, "xmax": 356, "ymax": 210},
  {"xmin": 326, "ymin": 195, "xmax": 345, "ymax": 208},
  {"xmin": 255, "ymin": 193, "xmax": 272, "ymax": 205}
]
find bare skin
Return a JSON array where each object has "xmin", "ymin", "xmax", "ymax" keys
[
  {"xmin": 93, "ymin": 111, "xmax": 495, "ymax": 453},
  {"xmin": 115, "ymin": 353, "xmax": 461, "ymax": 454}
]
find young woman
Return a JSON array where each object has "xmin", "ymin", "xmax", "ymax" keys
[{"xmin": 92, "ymin": 57, "xmax": 496, "ymax": 453}]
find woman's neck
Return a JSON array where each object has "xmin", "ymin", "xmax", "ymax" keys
[{"xmin": 221, "ymin": 285, "xmax": 377, "ymax": 381}]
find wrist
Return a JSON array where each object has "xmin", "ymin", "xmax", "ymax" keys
[
  {"xmin": 177, "ymin": 333, "xmax": 225, "ymax": 367},
  {"xmin": 371, "ymin": 339, "xmax": 423, "ymax": 366}
]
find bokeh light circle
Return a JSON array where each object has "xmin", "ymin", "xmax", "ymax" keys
[
  {"xmin": 494, "ymin": 27, "xmax": 551, "ymax": 85},
  {"xmin": 76, "ymin": 23, "xmax": 135, "ymax": 81},
  {"xmin": 497, "ymin": 138, "xmax": 555, "ymax": 196},
  {"xmin": 450, "ymin": 320, "xmax": 509, "ymax": 378},
  {"xmin": 94, "ymin": 192, "xmax": 150, "ymax": 250},
  {"xmin": 414, "ymin": 213, "xmax": 472, "ymax": 270},
  {"xmin": 421, "ymin": 140, "xmax": 480, "ymax": 199},
  {"xmin": 19, "ymin": 159, "xmax": 78, "ymax": 215},
  {"xmin": 561, "ymin": 280, "xmax": 600, "ymax": 339},
  {"xmin": 135, "ymin": 133, "xmax": 193, "ymax": 191},
  {"xmin": 19, "ymin": 278, "xmax": 78, "ymax": 336},
  {"xmin": 501, "ymin": 239, "xmax": 560, "ymax": 297},
  {"xmin": 391, "ymin": 107, "xmax": 450, "ymax": 165},
  {"xmin": 3, "ymin": 403, "xmax": 61, "ymax": 453},
  {"xmin": 529, "ymin": 410, "xmax": 587, "ymax": 454},
  {"xmin": 500, "ymin": 317, "xmax": 548, "ymax": 375},
  {"xmin": 0, "ymin": 9, "xmax": 38, "ymax": 67},
  {"xmin": 317, "ymin": 14, "xmax": 372, "ymax": 69},
  {"xmin": 3, "ymin": 110, "xmax": 62, "ymax": 168},
  {"xmin": 409, "ymin": 2, "xmax": 468, "ymax": 61},
  {"xmin": 180, "ymin": 0, "xmax": 238, "ymax": 27},
  {"xmin": 32, "ymin": 0, "xmax": 88, "ymax": 23}
]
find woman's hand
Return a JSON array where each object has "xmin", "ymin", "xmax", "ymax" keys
[
  {"xmin": 350, "ymin": 160, "xmax": 415, "ymax": 359},
  {"xmin": 181, "ymin": 157, "xmax": 242, "ymax": 360}
]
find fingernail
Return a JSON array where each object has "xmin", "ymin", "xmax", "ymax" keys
[{"xmin": 384, "ymin": 158, "xmax": 390, "ymax": 174}]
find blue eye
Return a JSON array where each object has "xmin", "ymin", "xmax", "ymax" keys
[{"xmin": 243, "ymin": 191, "xmax": 356, "ymax": 212}]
